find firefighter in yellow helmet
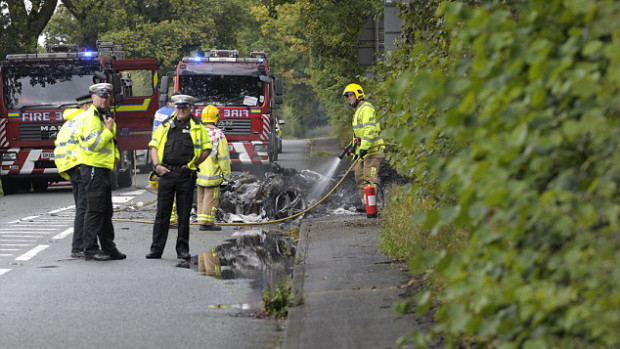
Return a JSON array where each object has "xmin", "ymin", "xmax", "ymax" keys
[
  {"xmin": 146, "ymin": 94, "xmax": 212, "ymax": 260},
  {"xmin": 77, "ymin": 83, "xmax": 125, "ymax": 261},
  {"xmin": 196, "ymin": 105, "xmax": 231, "ymax": 231},
  {"xmin": 54, "ymin": 94, "xmax": 100, "ymax": 258},
  {"xmin": 342, "ymin": 83, "xmax": 384, "ymax": 210}
]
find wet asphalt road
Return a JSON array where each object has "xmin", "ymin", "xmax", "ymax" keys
[{"xmin": 0, "ymin": 139, "xmax": 313, "ymax": 349}]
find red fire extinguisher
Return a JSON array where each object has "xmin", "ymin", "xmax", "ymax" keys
[{"xmin": 364, "ymin": 185, "xmax": 377, "ymax": 218}]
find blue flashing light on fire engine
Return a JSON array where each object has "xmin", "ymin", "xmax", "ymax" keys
[
  {"xmin": 191, "ymin": 56, "xmax": 202, "ymax": 62},
  {"xmin": 83, "ymin": 51, "xmax": 94, "ymax": 57}
]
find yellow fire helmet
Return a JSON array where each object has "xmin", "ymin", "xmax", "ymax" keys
[
  {"xmin": 148, "ymin": 171, "xmax": 160, "ymax": 191},
  {"xmin": 342, "ymin": 83, "xmax": 365, "ymax": 100},
  {"xmin": 201, "ymin": 105, "xmax": 220, "ymax": 124}
]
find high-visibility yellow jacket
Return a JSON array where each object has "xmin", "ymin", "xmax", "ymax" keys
[
  {"xmin": 54, "ymin": 108, "xmax": 84, "ymax": 180},
  {"xmin": 148, "ymin": 114, "xmax": 211, "ymax": 170},
  {"xmin": 197, "ymin": 125, "xmax": 231, "ymax": 187},
  {"xmin": 352, "ymin": 101, "xmax": 384, "ymax": 155},
  {"xmin": 77, "ymin": 105, "xmax": 118, "ymax": 170}
]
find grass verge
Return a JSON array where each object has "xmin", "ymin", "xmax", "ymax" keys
[{"xmin": 380, "ymin": 185, "xmax": 468, "ymax": 287}]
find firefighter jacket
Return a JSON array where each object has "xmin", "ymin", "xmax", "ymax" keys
[
  {"xmin": 77, "ymin": 105, "xmax": 119, "ymax": 170},
  {"xmin": 54, "ymin": 108, "xmax": 84, "ymax": 180},
  {"xmin": 197, "ymin": 125, "xmax": 231, "ymax": 187},
  {"xmin": 149, "ymin": 113, "xmax": 211, "ymax": 171},
  {"xmin": 352, "ymin": 101, "xmax": 384, "ymax": 155}
]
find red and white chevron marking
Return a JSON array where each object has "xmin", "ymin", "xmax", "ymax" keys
[
  {"xmin": 0, "ymin": 148, "xmax": 58, "ymax": 176},
  {"xmin": 229, "ymin": 141, "xmax": 270, "ymax": 165},
  {"xmin": 0, "ymin": 119, "xmax": 8, "ymax": 148},
  {"xmin": 261, "ymin": 114, "xmax": 271, "ymax": 141}
]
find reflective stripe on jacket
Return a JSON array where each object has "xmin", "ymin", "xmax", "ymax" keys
[
  {"xmin": 77, "ymin": 105, "xmax": 118, "ymax": 170},
  {"xmin": 54, "ymin": 109, "xmax": 84, "ymax": 179},
  {"xmin": 352, "ymin": 101, "xmax": 384, "ymax": 154},
  {"xmin": 197, "ymin": 126, "xmax": 231, "ymax": 187},
  {"xmin": 148, "ymin": 113, "xmax": 211, "ymax": 170}
]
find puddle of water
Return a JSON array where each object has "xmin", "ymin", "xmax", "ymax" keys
[
  {"xmin": 200, "ymin": 229, "xmax": 297, "ymax": 305},
  {"xmin": 206, "ymin": 303, "xmax": 257, "ymax": 311}
]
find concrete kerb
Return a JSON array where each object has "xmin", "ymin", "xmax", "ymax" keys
[
  {"xmin": 283, "ymin": 221, "xmax": 311, "ymax": 349},
  {"xmin": 309, "ymin": 137, "xmax": 340, "ymax": 156}
]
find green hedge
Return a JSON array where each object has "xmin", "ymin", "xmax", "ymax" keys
[{"xmin": 376, "ymin": 0, "xmax": 620, "ymax": 347}]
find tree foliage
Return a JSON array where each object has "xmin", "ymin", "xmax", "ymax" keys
[
  {"xmin": 42, "ymin": 0, "xmax": 256, "ymax": 72},
  {"xmin": 245, "ymin": 2, "xmax": 320, "ymax": 137},
  {"xmin": 375, "ymin": 0, "xmax": 620, "ymax": 347},
  {"xmin": 5, "ymin": 0, "xmax": 383, "ymax": 138},
  {"xmin": 250, "ymin": 0, "xmax": 382, "ymax": 138},
  {"xmin": 0, "ymin": 0, "xmax": 57, "ymax": 58}
]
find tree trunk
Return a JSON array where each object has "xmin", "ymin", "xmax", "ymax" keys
[{"xmin": 6, "ymin": 0, "xmax": 58, "ymax": 51}]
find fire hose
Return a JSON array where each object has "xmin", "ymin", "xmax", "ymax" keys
[{"xmin": 111, "ymin": 156, "xmax": 362, "ymax": 226}]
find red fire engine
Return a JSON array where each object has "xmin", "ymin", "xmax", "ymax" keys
[
  {"xmin": 161, "ymin": 49, "xmax": 284, "ymax": 168},
  {"xmin": 0, "ymin": 41, "xmax": 160, "ymax": 194}
]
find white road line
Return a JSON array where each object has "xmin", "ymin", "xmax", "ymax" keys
[
  {"xmin": 1, "ymin": 235, "xmax": 48, "ymax": 238},
  {"xmin": 112, "ymin": 196, "xmax": 134, "ymax": 203},
  {"xmin": 0, "ymin": 239, "xmax": 39, "ymax": 242},
  {"xmin": 0, "ymin": 248, "xmax": 21, "ymax": 251},
  {"xmin": 0, "ymin": 232, "xmax": 54, "ymax": 235},
  {"xmin": 52, "ymin": 228, "xmax": 73, "ymax": 240},
  {"xmin": 119, "ymin": 190, "xmax": 145, "ymax": 196},
  {"xmin": 0, "ymin": 228, "xmax": 60, "ymax": 231},
  {"xmin": 0, "ymin": 254, "xmax": 14, "ymax": 257},
  {"xmin": 9, "ymin": 224, "xmax": 70, "ymax": 227},
  {"xmin": 19, "ymin": 215, "xmax": 40, "ymax": 221},
  {"xmin": 15, "ymin": 245, "xmax": 49, "ymax": 261},
  {"xmin": 1, "ymin": 243, "xmax": 34, "ymax": 247},
  {"xmin": 47, "ymin": 206, "xmax": 75, "ymax": 214},
  {"xmin": 31, "ymin": 219, "xmax": 75, "ymax": 222},
  {"xmin": 0, "ymin": 269, "xmax": 10, "ymax": 276}
]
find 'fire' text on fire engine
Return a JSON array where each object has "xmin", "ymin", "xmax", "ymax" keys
[
  {"xmin": 20, "ymin": 112, "xmax": 63, "ymax": 122},
  {"xmin": 222, "ymin": 109, "xmax": 249, "ymax": 118}
]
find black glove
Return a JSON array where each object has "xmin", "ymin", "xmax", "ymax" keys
[{"xmin": 358, "ymin": 149, "xmax": 368, "ymax": 158}]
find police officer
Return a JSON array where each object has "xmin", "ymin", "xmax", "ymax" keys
[
  {"xmin": 78, "ymin": 83, "xmax": 126, "ymax": 261},
  {"xmin": 152, "ymin": 100, "xmax": 180, "ymax": 227},
  {"xmin": 146, "ymin": 95, "xmax": 211, "ymax": 260},
  {"xmin": 196, "ymin": 105, "xmax": 231, "ymax": 231},
  {"xmin": 54, "ymin": 94, "xmax": 99, "ymax": 258},
  {"xmin": 342, "ymin": 83, "xmax": 385, "ymax": 208}
]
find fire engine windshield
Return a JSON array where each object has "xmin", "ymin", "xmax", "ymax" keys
[
  {"xmin": 179, "ymin": 75, "xmax": 264, "ymax": 106},
  {"xmin": 2, "ymin": 61, "xmax": 101, "ymax": 109}
]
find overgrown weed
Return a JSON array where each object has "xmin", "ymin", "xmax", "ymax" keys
[
  {"xmin": 380, "ymin": 185, "xmax": 467, "ymax": 287},
  {"xmin": 258, "ymin": 282, "xmax": 292, "ymax": 319}
]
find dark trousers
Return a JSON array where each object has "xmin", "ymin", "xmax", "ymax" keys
[
  {"xmin": 81, "ymin": 165, "xmax": 117, "ymax": 255},
  {"xmin": 150, "ymin": 170, "xmax": 196, "ymax": 255},
  {"xmin": 68, "ymin": 166, "xmax": 89, "ymax": 253}
]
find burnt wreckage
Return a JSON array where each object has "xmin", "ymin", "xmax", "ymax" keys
[{"xmin": 217, "ymin": 162, "xmax": 363, "ymax": 222}]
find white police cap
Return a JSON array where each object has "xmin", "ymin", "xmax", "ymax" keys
[
  {"xmin": 89, "ymin": 83, "xmax": 113, "ymax": 97},
  {"xmin": 76, "ymin": 94, "xmax": 92, "ymax": 105},
  {"xmin": 171, "ymin": 94, "xmax": 196, "ymax": 106}
]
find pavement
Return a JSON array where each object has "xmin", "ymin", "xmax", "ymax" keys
[{"xmin": 284, "ymin": 215, "xmax": 433, "ymax": 349}]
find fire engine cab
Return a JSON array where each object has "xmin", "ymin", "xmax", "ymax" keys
[
  {"xmin": 160, "ymin": 49, "xmax": 284, "ymax": 169},
  {"xmin": 0, "ymin": 41, "xmax": 160, "ymax": 194}
]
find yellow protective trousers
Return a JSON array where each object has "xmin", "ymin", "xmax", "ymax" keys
[
  {"xmin": 197, "ymin": 185, "xmax": 220, "ymax": 225},
  {"xmin": 354, "ymin": 152, "xmax": 383, "ymax": 203}
]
